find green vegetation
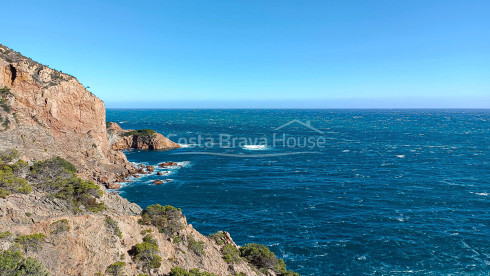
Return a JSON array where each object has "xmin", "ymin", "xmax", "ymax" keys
[
  {"xmin": 129, "ymin": 235, "xmax": 162, "ymax": 273},
  {"xmin": 123, "ymin": 129, "xmax": 156, "ymax": 137},
  {"xmin": 0, "ymin": 149, "xmax": 19, "ymax": 163},
  {"xmin": 106, "ymin": 122, "xmax": 114, "ymax": 128},
  {"xmin": 187, "ymin": 235, "xmax": 205, "ymax": 256},
  {"xmin": 105, "ymin": 217, "xmax": 123, "ymax": 238},
  {"xmin": 168, "ymin": 267, "xmax": 218, "ymax": 276},
  {"xmin": 29, "ymin": 156, "xmax": 105, "ymax": 213},
  {"xmin": 50, "ymin": 219, "xmax": 70, "ymax": 234},
  {"xmin": 15, "ymin": 233, "xmax": 46, "ymax": 254},
  {"xmin": 106, "ymin": 261, "xmax": 125, "ymax": 276},
  {"xmin": 172, "ymin": 236, "xmax": 183, "ymax": 244},
  {"xmin": 221, "ymin": 244, "xmax": 240, "ymax": 264},
  {"xmin": 209, "ymin": 231, "xmax": 226, "ymax": 246},
  {"xmin": 0, "ymin": 247, "xmax": 49, "ymax": 276},
  {"xmin": 0, "ymin": 231, "xmax": 13, "ymax": 239},
  {"xmin": 140, "ymin": 204, "xmax": 184, "ymax": 235},
  {"xmin": 1, "ymin": 152, "xmax": 104, "ymax": 213},
  {"xmin": 140, "ymin": 229, "xmax": 152, "ymax": 235},
  {"xmin": 239, "ymin": 243, "xmax": 298, "ymax": 276},
  {"xmin": 0, "ymin": 87, "xmax": 12, "ymax": 114},
  {"xmin": 0, "ymin": 151, "xmax": 32, "ymax": 198}
]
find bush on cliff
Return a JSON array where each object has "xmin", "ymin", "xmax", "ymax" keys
[
  {"xmin": 123, "ymin": 129, "xmax": 156, "ymax": 137},
  {"xmin": 0, "ymin": 247, "xmax": 49, "ymax": 276},
  {"xmin": 106, "ymin": 261, "xmax": 125, "ymax": 276},
  {"xmin": 29, "ymin": 157, "xmax": 105, "ymax": 213},
  {"xmin": 105, "ymin": 217, "xmax": 123, "ymax": 238},
  {"xmin": 0, "ymin": 149, "xmax": 18, "ymax": 163},
  {"xmin": 221, "ymin": 244, "xmax": 241, "ymax": 264},
  {"xmin": 140, "ymin": 204, "xmax": 184, "ymax": 235},
  {"xmin": 239, "ymin": 243, "xmax": 298, "ymax": 276},
  {"xmin": 129, "ymin": 235, "xmax": 162, "ymax": 273},
  {"xmin": 50, "ymin": 219, "xmax": 70, "ymax": 234},
  {"xmin": 0, "ymin": 159, "xmax": 32, "ymax": 198},
  {"xmin": 15, "ymin": 233, "xmax": 46, "ymax": 254},
  {"xmin": 187, "ymin": 235, "xmax": 205, "ymax": 256}
]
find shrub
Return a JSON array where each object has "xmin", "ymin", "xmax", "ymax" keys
[
  {"xmin": 15, "ymin": 233, "xmax": 46, "ymax": 254},
  {"xmin": 0, "ymin": 231, "xmax": 13, "ymax": 239},
  {"xmin": 239, "ymin": 243, "xmax": 298, "ymax": 276},
  {"xmin": 172, "ymin": 236, "xmax": 183, "ymax": 244},
  {"xmin": 50, "ymin": 219, "xmax": 70, "ymax": 234},
  {"xmin": 123, "ymin": 129, "xmax": 156, "ymax": 137},
  {"xmin": 53, "ymin": 176, "xmax": 104, "ymax": 213},
  {"xmin": 0, "ymin": 160, "xmax": 32, "ymax": 198},
  {"xmin": 29, "ymin": 156, "xmax": 76, "ymax": 181},
  {"xmin": 106, "ymin": 217, "xmax": 123, "ymax": 238},
  {"xmin": 209, "ymin": 231, "xmax": 226, "ymax": 246},
  {"xmin": 0, "ymin": 149, "xmax": 18, "ymax": 164},
  {"xmin": 0, "ymin": 87, "xmax": 12, "ymax": 114},
  {"xmin": 0, "ymin": 247, "xmax": 49, "ymax": 276},
  {"xmin": 129, "ymin": 235, "xmax": 161, "ymax": 273},
  {"xmin": 169, "ymin": 267, "xmax": 218, "ymax": 276},
  {"xmin": 140, "ymin": 204, "xmax": 184, "ymax": 235},
  {"xmin": 222, "ymin": 244, "xmax": 240, "ymax": 264},
  {"xmin": 106, "ymin": 261, "xmax": 125, "ymax": 276},
  {"xmin": 187, "ymin": 235, "xmax": 205, "ymax": 256}
]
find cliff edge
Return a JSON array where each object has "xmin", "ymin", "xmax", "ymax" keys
[{"xmin": 0, "ymin": 44, "xmax": 297, "ymax": 276}]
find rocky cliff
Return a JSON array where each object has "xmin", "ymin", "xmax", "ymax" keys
[
  {"xmin": 0, "ymin": 44, "xmax": 297, "ymax": 276},
  {"xmin": 0, "ymin": 44, "xmax": 133, "ymax": 184}
]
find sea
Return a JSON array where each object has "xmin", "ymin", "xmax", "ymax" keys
[{"xmin": 106, "ymin": 109, "xmax": 490, "ymax": 275}]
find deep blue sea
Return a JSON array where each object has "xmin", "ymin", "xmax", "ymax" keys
[{"xmin": 107, "ymin": 109, "xmax": 490, "ymax": 275}]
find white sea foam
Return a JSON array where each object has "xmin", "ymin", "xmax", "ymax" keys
[
  {"xmin": 475, "ymin": 192, "xmax": 488, "ymax": 196},
  {"xmin": 179, "ymin": 144, "xmax": 195, "ymax": 148},
  {"xmin": 396, "ymin": 155, "xmax": 405, "ymax": 158},
  {"xmin": 242, "ymin": 145, "xmax": 270, "ymax": 150}
]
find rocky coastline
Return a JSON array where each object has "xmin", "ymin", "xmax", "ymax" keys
[{"xmin": 0, "ymin": 44, "xmax": 297, "ymax": 276}]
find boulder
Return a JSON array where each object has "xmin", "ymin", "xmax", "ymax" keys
[
  {"xmin": 153, "ymin": 180, "xmax": 164, "ymax": 185},
  {"xmin": 158, "ymin": 161, "xmax": 179, "ymax": 168}
]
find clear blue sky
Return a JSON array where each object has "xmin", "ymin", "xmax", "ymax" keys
[{"xmin": 1, "ymin": 0, "xmax": 489, "ymax": 108}]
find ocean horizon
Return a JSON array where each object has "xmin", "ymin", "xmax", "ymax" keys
[{"xmin": 108, "ymin": 108, "xmax": 490, "ymax": 275}]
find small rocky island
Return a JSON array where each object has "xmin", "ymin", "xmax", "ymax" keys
[{"xmin": 0, "ymin": 44, "xmax": 298, "ymax": 275}]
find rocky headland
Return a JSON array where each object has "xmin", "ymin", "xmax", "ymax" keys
[{"xmin": 0, "ymin": 44, "xmax": 297, "ymax": 276}]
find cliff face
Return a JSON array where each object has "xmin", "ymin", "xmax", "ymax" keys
[
  {"xmin": 0, "ymin": 44, "xmax": 294, "ymax": 276},
  {"xmin": 0, "ymin": 44, "xmax": 131, "ymax": 182}
]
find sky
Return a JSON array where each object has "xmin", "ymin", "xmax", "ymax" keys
[{"xmin": 1, "ymin": 0, "xmax": 489, "ymax": 108}]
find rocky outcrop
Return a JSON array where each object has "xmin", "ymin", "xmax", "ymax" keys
[
  {"xmin": 107, "ymin": 122, "xmax": 181, "ymax": 151},
  {"xmin": 0, "ymin": 44, "xmax": 134, "ymax": 184},
  {"xmin": 0, "ymin": 193, "xmax": 260, "ymax": 276}
]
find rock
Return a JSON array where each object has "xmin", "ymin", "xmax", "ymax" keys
[
  {"xmin": 153, "ymin": 180, "xmax": 164, "ymax": 185},
  {"xmin": 134, "ymin": 175, "xmax": 140, "ymax": 178},
  {"xmin": 0, "ymin": 44, "xmax": 136, "ymax": 184},
  {"xmin": 158, "ymin": 161, "xmax": 179, "ymax": 168},
  {"xmin": 156, "ymin": 171, "xmax": 164, "ymax": 176},
  {"xmin": 107, "ymin": 124, "xmax": 181, "ymax": 151},
  {"xmin": 107, "ymin": 183, "xmax": 122, "ymax": 190},
  {"xmin": 146, "ymin": 165, "xmax": 155, "ymax": 172}
]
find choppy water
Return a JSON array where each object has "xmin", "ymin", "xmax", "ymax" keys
[{"xmin": 107, "ymin": 109, "xmax": 490, "ymax": 275}]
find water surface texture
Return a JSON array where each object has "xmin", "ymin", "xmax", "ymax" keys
[{"xmin": 107, "ymin": 109, "xmax": 490, "ymax": 275}]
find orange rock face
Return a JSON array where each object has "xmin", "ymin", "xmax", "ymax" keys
[{"xmin": 0, "ymin": 44, "xmax": 132, "ymax": 183}]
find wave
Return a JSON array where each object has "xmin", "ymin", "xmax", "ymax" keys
[{"xmin": 242, "ymin": 145, "xmax": 270, "ymax": 151}]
